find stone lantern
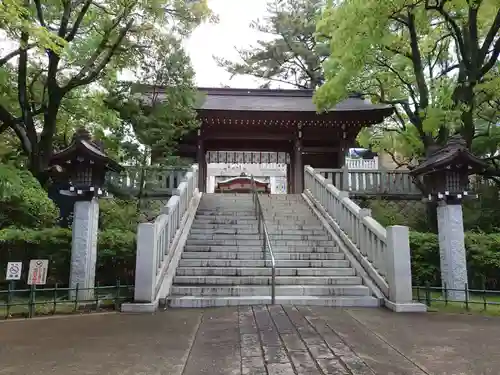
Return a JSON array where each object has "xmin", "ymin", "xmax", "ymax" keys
[
  {"xmin": 49, "ymin": 128, "xmax": 123, "ymax": 300},
  {"xmin": 49, "ymin": 128, "xmax": 123, "ymax": 198},
  {"xmin": 410, "ymin": 135, "xmax": 492, "ymax": 300}
]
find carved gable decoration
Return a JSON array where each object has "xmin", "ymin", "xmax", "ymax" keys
[{"xmin": 215, "ymin": 173, "xmax": 270, "ymax": 194}]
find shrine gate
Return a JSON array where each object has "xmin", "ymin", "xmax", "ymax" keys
[{"xmin": 133, "ymin": 85, "xmax": 393, "ymax": 193}]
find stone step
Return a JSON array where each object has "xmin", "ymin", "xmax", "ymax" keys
[
  {"xmin": 188, "ymin": 234, "xmax": 264, "ymax": 240},
  {"xmin": 190, "ymin": 223, "xmax": 324, "ymax": 230},
  {"xmin": 187, "ymin": 233, "xmax": 331, "ymax": 241},
  {"xmin": 175, "ymin": 267, "xmax": 355, "ymax": 277},
  {"xmin": 262, "ymin": 208, "xmax": 310, "ymax": 211},
  {"xmin": 183, "ymin": 245, "xmax": 339, "ymax": 253},
  {"xmin": 180, "ymin": 252, "xmax": 345, "ymax": 260},
  {"xmin": 196, "ymin": 212, "xmax": 257, "ymax": 217},
  {"xmin": 197, "ymin": 207, "xmax": 254, "ymax": 210},
  {"xmin": 266, "ymin": 225, "xmax": 325, "ymax": 230},
  {"xmin": 189, "ymin": 228, "xmax": 327, "ymax": 235},
  {"xmin": 178, "ymin": 259, "xmax": 349, "ymax": 267},
  {"xmin": 167, "ymin": 295, "xmax": 380, "ymax": 308},
  {"xmin": 190, "ymin": 223, "xmax": 259, "ymax": 229},
  {"xmin": 198, "ymin": 203, "xmax": 254, "ymax": 206},
  {"xmin": 195, "ymin": 215, "xmax": 257, "ymax": 220},
  {"xmin": 261, "ymin": 209, "xmax": 310, "ymax": 213},
  {"xmin": 185, "ymin": 239, "xmax": 337, "ymax": 247},
  {"xmin": 173, "ymin": 275, "xmax": 363, "ymax": 285},
  {"xmin": 193, "ymin": 218, "xmax": 258, "ymax": 223},
  {"xmin": 267, "ymin": 219, "xmax": 321, "ymax": 224},
  {"xmin": 189, "ymin": 228, "xmax": 260, "ymax": 235},
  {"xmin": 170, "ymin": 284, "xmax": 370, "ymax": 297},
  {"xmin": 264, "ymin": 217, "xmax": 316, "ymax": 221}
]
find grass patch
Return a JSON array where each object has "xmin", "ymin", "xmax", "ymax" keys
[
  {"xmin": 0, "ymin": 285, "xmax": 133, "ymax": 319},
  {"xmin": 414, "ymin": 289, "xmax": 500, "ymax": 316}
]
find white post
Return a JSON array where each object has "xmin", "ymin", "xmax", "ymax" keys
[
  {"xmin": 133, "ymin": 222, "xmax": 157, "ymax": 302},
  {"xmin": 270, "ymin": 176, "xmax": 276, "ymax": 194},
  {"xmin": 437, "ymin": 202, "xmax": 468, "ymax": 301},
  {"xmin": 70, "ymin": 198, "xmax": 99, "ymax": 301},
  {"xmin": 385, "ymin": 225, "xmax": 426, "ymax": 312},
  {"xmin": 207, "ymin": 176, "xmax": 215, "ymax": 193}
]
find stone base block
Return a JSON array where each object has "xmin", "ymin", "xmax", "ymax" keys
[
  {"xmin": 121, "ymin": 301, "xmax": 158, "ymax": 313},
  {"xmin": 385, "ymin": 300, "xmax": 427, "ymax": 313}
]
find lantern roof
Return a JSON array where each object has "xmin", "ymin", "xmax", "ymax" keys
[
  {"xmin": 50, "ymin": 128, "xmax": 123, "ymax": 173},
  {"xmin": 410, "ymin": 135, "xmax": 491, "ymax": 177}
]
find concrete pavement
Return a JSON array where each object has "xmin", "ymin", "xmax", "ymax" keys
[{"xmin": 0, "ymin": 306, "xmax": 498, "ymax": 375}]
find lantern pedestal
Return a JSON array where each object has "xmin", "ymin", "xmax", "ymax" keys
[
  {"xmin": 70, "ymin": 198, "xmax": 99, "ymax": 301},
  {"xmin": 436, "ymin": 202, "xmax": 468, "ymax": 301}
]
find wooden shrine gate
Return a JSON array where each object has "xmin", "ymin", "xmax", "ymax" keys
[{"xmin": 132, "ymin": 86, "xmax": 394, "ymax": 194}]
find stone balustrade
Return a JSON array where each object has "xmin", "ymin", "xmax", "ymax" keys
[
  {"xmin": 108, "ymin": 166, "xmax": 190, "ymax": 197},
  {"xmin": 345, "ymin": 157, "xmax": 379, "ymax": 170},
  {"xmin": 304, "ymin": 166, "xmax": 425, "ymax": 312},
  {"xmin": 133, "ymin": 164, "xmax": 199, "ymax": 305},
  {"xmin": 315, "ymin": 167, "xmax": 421, "ymax": 198}
]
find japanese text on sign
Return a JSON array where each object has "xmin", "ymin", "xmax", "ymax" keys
[
  {"xmin": 5, "ymin": 262, "xmax": 22, "ymax": 281},
  {"xmin": 27, "ymin": 259, "xmax": 49, "ymax": 285}
]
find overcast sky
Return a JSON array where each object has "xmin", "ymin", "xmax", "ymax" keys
[
  {"xmin": 184, "ymin": 0, "xmax": 276, "ymax": 88},
  {"xmin": 0, "ymin": 0, "xmax": 283, "ymax": 89}
]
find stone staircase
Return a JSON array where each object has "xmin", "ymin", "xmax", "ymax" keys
[{"xmin": 167, "ymin": 193, "xmax": 379, "ymax": 307}]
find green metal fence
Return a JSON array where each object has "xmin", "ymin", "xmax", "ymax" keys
[
  {"xmin": 414, "ymin": 284, "xmax": 500, "ymax": 313},
  {"xmin": 0, "ymin": 280, "xmax": 133, "ymax": 319}
]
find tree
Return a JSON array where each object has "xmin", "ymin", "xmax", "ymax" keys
[
  {"xmin": 0, "ymin": 0, "xmax": 211, "ymax": 182},
  {"xmin": 215, "ymin": 0, "xmax": 328, "ymax": 89},
  {"xmin": 315, "ymin": 0, "xmax": 500, "ymax": 167},
  {"xmin": 104, "ymin": 35, "xmax": 200, "ymax": 166}
]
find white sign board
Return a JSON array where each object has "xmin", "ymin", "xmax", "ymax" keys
[
  {"xmin": 27, "ymin": 259, "xmax": 49, "ymax": 285},
  {"xmin": 5, "ymin": 262, "xmax": 22, "ymax": 281}
]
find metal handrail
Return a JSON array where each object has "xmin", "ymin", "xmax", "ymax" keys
[{"xmin": 250, "ymin": 175, "xmax": 276, "ymax": 304}]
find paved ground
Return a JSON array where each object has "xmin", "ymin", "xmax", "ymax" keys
[{"xmin": 1, "ymin": 306, "xmax": 499, "ymax": 375}]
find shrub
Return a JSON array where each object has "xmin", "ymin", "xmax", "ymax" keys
[
  {"xmin": 99, "ymin": 198, "xmax": 139, "ymax": 232},
  {"xmin": 409, "ymin": 231, "xmax": 500, "ymax": 289},
  {"xmin": 0, "ymin": 164, "xmax": 59, "ymax": 228},
  {"xmin": 0, "ymin": 227, "xmax": 136, "ymax": 286}
]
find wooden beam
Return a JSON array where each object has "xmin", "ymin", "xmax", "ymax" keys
[
  {"xmin": 205, "ymin": 132, "xmax": 294, "ymax": 141},
  {"xmin": 302, "ymin": 146, "xmax": 339, "ymax": 153}
]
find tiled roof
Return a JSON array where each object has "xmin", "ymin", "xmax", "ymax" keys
[{"xmin": 132, "ymin": 84, "xmax": 393, "ymax": 114}]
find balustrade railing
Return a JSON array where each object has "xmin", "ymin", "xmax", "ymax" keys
[
  {"xmin": 250, "ymin": 175, "xmax": 276, "ymax": 304},
  {"xmin": 345, "ymin": 157, "xmax": 379, "ymax": 170},
  {"xmin": 133, "ymin": 164, "xmax": 199, "ymax": 304},
  {"xmin": 108, "ymin": 166, "xmax": 190, "ymax": 197},
  {"xmin": 315, "ymin": 167, "xmax": 421, "ymax": 197},
  {"xmin": 304, "ymin": 166, "xmax": 420, "ymax": 311}
]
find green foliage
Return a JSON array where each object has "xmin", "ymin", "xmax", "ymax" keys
[
  {"xmin": 409, "ymin": 232, "xmax": 441, "ymax": 286},
  {"xmin": 462, "ymin": 184, "xmax": 500, "ymax": 233},
  {"xmin": 316, "ymin": 0, "xmax": 500, "ymax": 164},
  {"xmin": 216, "ymin": 0, "xmax": 328, "ymax": 88},
  {"xmin": 410, "ymin": 232, "xmax": 500, "ymax": 290},
  {"xmin": 0, "ymin": 164, "xmax": 58, "ymax": 228},
  {"xmin": 0, "ymin": 0, "xmax": 212, "ymax": 177},
  {"xmin": 367, "ymin": 183, "xmax": 500, "ymax": 234},
  {"xmin": 367, "ymin": 199, "xmax": 428, "ymax": 231},
  {"xmin": 0, "ymin": 227, "xmax": 135, "ymax": 285},
  {"xmin": 99, "ymin": 199, "xmax": 139, "ymax": 232},
  {"xmin": 104, "ymin": 36, "xmax": 201, "ymax": 165}
]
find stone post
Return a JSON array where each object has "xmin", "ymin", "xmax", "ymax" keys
[
  {"xmin": 207, "ymin": 176, "xmax": 216, "ymax": 193},
  {"xmin": 70, "ymin": 198, "xmax": 99, "ymax": 301},
  {"xmin": 436, "ymin": 201, "xmax": 468, "ymax": 301},
  {"xmin": 270, "ymin": 176, "xmax": 276, "ymax": 194},
  {"xmin": 385, "ymin": 225, "xmax": 426, "ymax": 312}
]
